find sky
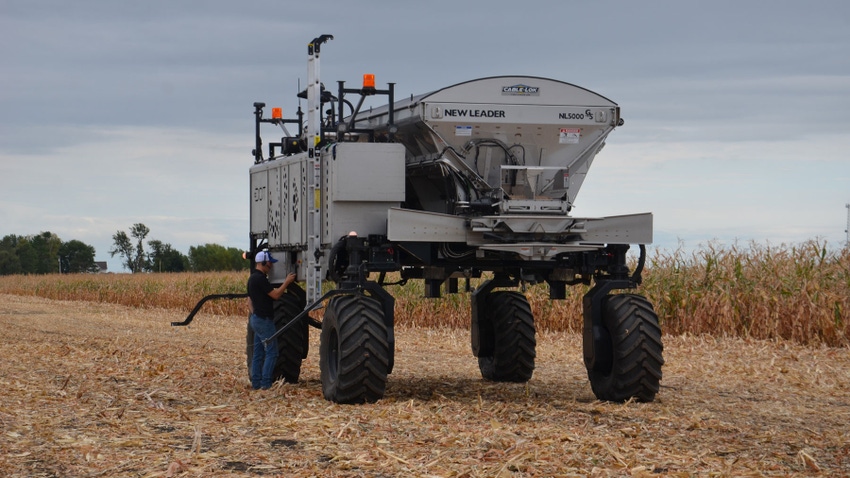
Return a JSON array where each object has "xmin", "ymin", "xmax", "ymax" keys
[{"xmin": 2, "ymin": 1, "xmax": 849, "ymax": 272}]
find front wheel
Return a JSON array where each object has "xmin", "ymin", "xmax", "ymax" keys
[
  {"xmin": 320, "ymin": 294, "xmax": 390, "ymax": 404},
  {"xmin": 586, "ymin": 294, "xmax": 663, "ymax": 402}
]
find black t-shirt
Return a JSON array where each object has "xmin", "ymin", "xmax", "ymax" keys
[{"xmin": 247, "ymin": 269, "xmax": 275, "ymax": 319}]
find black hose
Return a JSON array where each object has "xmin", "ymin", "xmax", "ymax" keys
[
  {"xmin": 632, "ymin": 244, "xmax": 646, "ymax": 285},
  {"xmin": 327, "ymin": 236, "xmax": 348, "ymax": 282}
]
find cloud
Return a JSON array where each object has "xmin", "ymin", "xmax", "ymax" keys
[
  {"xmin": 2, "ymin": 0, "xmax": 849, "ymax": 272},
  {"xmin": 0, "ymin": 124, "xmax": 249, "ymax": 271},
  {"xmin": 577, "ymin": 132, "xmax": 850, "ymax": 249}
]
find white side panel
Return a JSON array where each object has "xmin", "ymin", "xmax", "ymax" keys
[
  {"xmin": 250, "ymin": 169, "xmax": 268, "ymax": 235},
  {"xmin": 267, "ymin": 250, "xmax": 284, "ymax": 284},
  {"xmin": 278, "ymin": 162, "xmax": 290, "ymax": 246},
  {"xmin": 330, "ymin": 143, "xmax": 406, "ymax": 202},
  {"xmin": 268, "ymin": 166, "xmax": 282, "ymax": 246},
  {"xmin": 285, "ymin": 161, "xmax": 308, "ymax": 246},
  {"xmin": 300, "ymin": 161, "xmax": 308, "ymax": 245},
  {"xmin": 322, "ymin": 143, "xmax": 406, "ymax": 241}
]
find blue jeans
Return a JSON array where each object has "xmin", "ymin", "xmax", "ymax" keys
[{"xmin": 249, "ymin": 314, "xmax": 278, "ymax": 389}]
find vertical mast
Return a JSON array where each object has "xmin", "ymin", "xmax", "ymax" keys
[
  {"xmin": 845, "ymin": 203, "xmax": 850, "ymax": 248},
  {"xmin": 306, "ymin": 35, "xmax": 333, "ymax": 304}
]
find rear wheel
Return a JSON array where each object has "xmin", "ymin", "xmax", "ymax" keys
[
  {"xmin": 320, "ymin": 294, "xmax": 390, "ymax": 404},
  {"xmin": 477, "ymin": 291, "xmax": 536, "ymax": 382},
  {"xmin": 586, "ymin": 294, "xmax": 663, "ymax": 402},
  {"xmin": 246, "ymin": 284, "xmax": 308, "ymax": 384}
]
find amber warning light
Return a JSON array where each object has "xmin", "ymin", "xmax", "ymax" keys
[
  {"xmin": 362, "ymin": 74, "xmax": 375, "ymax": 89},
  {"xmin": 271, "ymin": 107, "xmax": 282, "ymax": 119}
]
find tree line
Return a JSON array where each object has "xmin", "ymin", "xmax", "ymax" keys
[
  {"xmin": 0, "ymin": 223, "xmax": 249, "ymax": 275},
  {"xmin": 0, "ymin": 231, "xmax": 92, "ymax": 275}
]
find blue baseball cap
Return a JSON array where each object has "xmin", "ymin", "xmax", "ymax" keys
[{"xmin": 254, "ymin": 251, "xmax": 279, "ymax": 263}]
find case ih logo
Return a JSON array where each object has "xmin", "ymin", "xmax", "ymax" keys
[{"xmin": 502, "ymin": 84, "xmax": 539, "ymax": 96}]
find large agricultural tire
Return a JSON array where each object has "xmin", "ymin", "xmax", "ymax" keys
[
  {"xmin": 246, "ymin": 284, "xmax": 308, "ymax": 384},
  {"xmin": 586, "ymin": 293, "xmax": 664, "ymax": 402},
  {"xmin": 320, "ymin": 294, "xmax": 390, "ymax": 404},
  {"xmin": 477, "ymin": 291, "xmax": 536, "ymax": 382}
]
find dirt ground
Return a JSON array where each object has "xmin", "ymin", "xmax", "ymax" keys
[{"xmin": 1, "ymin": 293, "xmax": 849, "ymax": 477}]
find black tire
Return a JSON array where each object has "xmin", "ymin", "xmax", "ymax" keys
[
  {"xmin": 246, "ymin": 284, "xmax": 308, "ymax": 384},
  {"xmin": 320, "ymin": 294, "xmax": 390, "ymax": 404},
  {"xmin": 477, "ymin": 291, "xmax": 536, "ymax": 382},
  {"xmin": 586, "ymin": 294, "xmax": 664, "ymax": 402}
]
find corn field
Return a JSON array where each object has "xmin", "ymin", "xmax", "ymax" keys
[{"xmin": 0, "ymin": 239, "xmax": 847, "ymax": 346}]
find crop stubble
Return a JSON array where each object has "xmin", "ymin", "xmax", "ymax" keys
[{"xmin": 1, "ymin": 294, "xmax": 849, "ymax": 477}]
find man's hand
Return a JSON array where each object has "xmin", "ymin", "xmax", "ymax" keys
[{"xmin": 269, "ymin": 273, "xmax": 297, "ymax": 300}]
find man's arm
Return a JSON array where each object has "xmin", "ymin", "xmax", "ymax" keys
[{"xmin": 268, "ymin": 273, "xmax": 297, "ymax": 300}]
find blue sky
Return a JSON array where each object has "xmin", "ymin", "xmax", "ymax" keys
[{"xmin": 2, "ymin": 1, "xmax": 849, "ymax": 272}]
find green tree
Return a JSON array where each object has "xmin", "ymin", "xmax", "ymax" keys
[
  {"xmin": 148, "ymin": 240, "xmax": 189, "ymax": 272},
  {"xmin": 0, "ymin": 235, "xmax": 23, "ymax": 275},
  {"xmin": 29, "ymin": 232, "xmax": 62, "ymax": 274},
  {"xmin": 189, "ymin": 244, "xmax": 249, "ymax": 271},
  {"xmin": 109, "ymin": 231, "xmax": 134, "ymax": 272},
  {"xmin": 15, "ymin": 239, "xmax": 37, "ymax": 274},
  {"xmin": 0, "ymin": 249, "xmax": 22, "ymax": 275},
  {"xmin": 227, "ymin": 246, "xmax": 250, "ymax": 271},
  {"xmin": 9, "ymin": 232, "xmax": 61, "ymax": 274},
  {"xmin": 0, "ymin": 233, "xmax": 100, "ymax": 275},
  {"xmin": 58, "ymin": 240, "xmax": 99, "ymax": 273},
  {"xmin": 189, "ymin": 243, "xmax": 230, "ymax": 271},
  {"xmin": 109, "ymin": 223, "xmax": 150, "ymax": 273},
  {"xmin": 129, "ymin": 223, "xmax": 151, "ymax": 272}
]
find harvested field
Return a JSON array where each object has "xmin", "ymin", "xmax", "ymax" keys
[{"xmin": 1, "ymin": 293, "xmax": 849, "ymax": 477}]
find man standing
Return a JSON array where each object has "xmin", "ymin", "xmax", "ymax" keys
[{"xmin": 247, "ymin": 250, "xmax": 296, "ymax": 390}]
